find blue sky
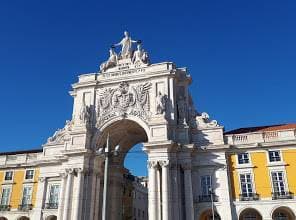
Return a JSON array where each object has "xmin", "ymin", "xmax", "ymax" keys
[{"xmin": 0, "ymin": 0, "xmax": 295, "ymax": 176}]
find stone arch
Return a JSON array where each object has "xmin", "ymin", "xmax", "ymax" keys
[
  {"xmin": 17, "ymin": 217, "xmax": 30, "ymax": 220},
  {"xmin": 94, "ymin": 118, "xmax": 149, "ymax": 163},
  {"xmin": 199, "ymin": 209, "xmax": 221, "ymax": 220},
  {"xmin": 272, "ymin": 206, "xmax": 295, "ymax": 220},
  {"xmin": 45, "ymin": 215, "xmax": 57, "ymax": 220},
  {"xmin": 0, "ymin": 217, "xmax": 8, "ymax": 220},
  {"xmin": 239, "ymin": 208, "xmax": 262, "ymax": 220}
]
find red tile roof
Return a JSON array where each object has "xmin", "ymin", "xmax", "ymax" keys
[{"xmin": 225, "ymin": 123, "xmax": 296, "ymax": 135}]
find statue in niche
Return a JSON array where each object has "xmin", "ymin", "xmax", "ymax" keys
[
  {"xmin": 113, "ymin": 31, "xmax": 138, "ymax": 59},
  {"xmin": 79, "ymin": 102, "xmax": 91, "ymax": 125},
  {"xmin": 177, "ymin": 95, "xmax": 187, "ymax": 125},
  {"xmin": 156, "ymin": 92, "xmax": 166, "ymax": 114},
  {"xmin": 100, "ymin": 47, "xmax": 118, "ymax": 72},
  {"xmin": 132, "ymin": 43, "xmax": 150, "ymax": 66}
]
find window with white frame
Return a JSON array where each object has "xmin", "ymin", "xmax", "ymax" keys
[
  {"xmin": 0, "ymin": 188, "xmax": 11, "ymax": 206},
  {"xmin": 48, "ymin": 184, "xmax": 60, "ymax": 205},
  {"xmin": 4, "ymin": 171, "xmax": 13, "ymax": 181},
  {"xmin": 201, "ymin": 175, "xmax": 212, "ymax": 196},
  {"xmin": 238, "ymin": 153, "xmax": 250, "ymax": 164},
  {"xmin": 21, "ymin": 186, "xmax": 32, "ymax": 205},
  {"xmin": 239, "ymin": 173, "xmax": 254, "ymax": 197},
  {"xmin": 25, "ymin": 170, "xmax": 34, "ymax": 180},
  {"xmin": 268, "ymin": 150, "xmax": 281, "ymax": 162},
  {"xmin": 271, "ymin": 171, "xmax": 286, "ymax": 195}
]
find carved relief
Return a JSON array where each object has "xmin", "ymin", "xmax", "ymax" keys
[
  {"xmin": 96, "ymin": 81, "xmax": 152, "ymax": 126},
  {"xmin": 195, "ymin": 112, "xmax": 219, "ymax": 128},
  {"xmin": 47, "ymin": 120, "xmax": 73, "ymax": 144},
  {"xmin": 177, "ymin": 95, "xmax": 187, "ymax": 125}
]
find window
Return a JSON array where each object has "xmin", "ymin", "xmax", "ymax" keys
[
  {"xmin": 25, "ymin": 170, "xmax": 34, "ymax": 180},
  {"xmin": 201, "ymin": 175, "xmax": 212, "ymax": 196},
  {"xmin": 0, "ymin": 188, "xmax": 11, "ymax": 205},
  {"xmin": 269, "ymin": 151, "xmax": 281, "ymax": 162},
  {"xmin": 48, "ymin": 184, "xmax": 60, "ymax": 206},
  {"xmin": 240, "ymin": 173, "xmax": 253, "ymax": 197},
  {"xmin": 21, "ymin": 186, "xmax": 32, "ymax": 205},
  {"xmin": 4, "ymin": 171, "xmax": 13, "ymax": 181},
  {"xmin": 271, "ymin": 171, "xmax": 286, "ymax": 195},
  {"xmin": 238, "ymin": 153, "xmax": 250, "ymax": 164}
]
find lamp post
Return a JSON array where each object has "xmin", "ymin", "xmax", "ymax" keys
[
  {"xmin": 209, "ymin": 187, "xmax": 215, "ymax": 220},
  {"xmin": 96, "ymin": 133, "xmax": 120, "ymax": 220}
]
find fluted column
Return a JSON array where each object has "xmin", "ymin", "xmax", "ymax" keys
[
  {"xmin": 62, "ymin": 168, "xmax": 74, "ymax": 220},
  {"xmin": 57, "ymin": 173, "xmax": 67, "ymax": 220},
  {"xmin": 160, "ymin": 160, "xmax": 170, "ymax": 220},
  {"xmin": 182, "ymin": 163, "xmax": 194, "ymax": 220},
  {"xmin": 32, "ymin": 177, "xmax": 47, "ymax": 220},
  {"xmin": 148, "ymin": 161, "xmax": 158, "ymax": 220},
  {"xmin": 171, "ymin": 162, "xmax": 180, "ymax": 220},
  {"xmin": 73, "ymin": 168, "xmax": 85, "ymax": 220}
]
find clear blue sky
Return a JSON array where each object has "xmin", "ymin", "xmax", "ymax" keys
[{"xmin": 0, "ymin": 0, "xmax": 295, "ymax": 176}]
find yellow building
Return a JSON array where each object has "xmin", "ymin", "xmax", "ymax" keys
[{"xmin": 226, "ymin": 124, "xmax": 296, "ymax": 220}]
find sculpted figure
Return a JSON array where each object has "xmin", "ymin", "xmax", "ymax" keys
[
  {"xmin": 132, "ymin": 44, "xmax": 150, "ymax": 65},
  {"xmin": 156, "ymin": 92, "xmax": 166, "ymax": 114},
  {"xmin": 100, "ymin": 48, "xmax": 118, "ymax": 72},
  {"xmin": 80, "ymin": 102, "xmax": 91, "ymax": 125},
  {"xmin": 177, "ymin": 96, "xmax": 187, "ymax": 125},
  {"xmin": 113, "ymin": 31, "xmax": 137, "ymax": 59}
]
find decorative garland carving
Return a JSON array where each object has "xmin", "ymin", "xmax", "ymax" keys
[{"xmin": 96, "ymin": 81, "xmax": 152, "ymax": 126}]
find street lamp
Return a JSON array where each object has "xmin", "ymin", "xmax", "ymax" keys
[
  {"xmin": 209, "ymin": 187, "xmax": 215, "ymax": 220},
  {"xmin": 96, "ymin": 133, "xmax": 120, "ymax": 220}
]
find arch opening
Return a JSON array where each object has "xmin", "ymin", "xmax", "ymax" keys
[
  {"xmin": 96, "ymin": 119, "xmax": 149, "ymax": 220},
  {"xmin": 239, "ymin": 208, "xmax": 262, "ymax": 220},
  {"xmin": 18, "ymin": 217, "xmax": 30, "ymax": 220},
  {"xmin": 45, "ymin": 215, "xmax": 57, "ymax": 220},
  {"xmin": 200, "ymin": 209, "xmax": 221, "ymax": 220},
  {"xmin": 272, "ymin": 207, "xmax": 295, "ymax": 220},
  {"xmin": 0, "ymin": 217, "xmax": 8, "ymax": 220}
]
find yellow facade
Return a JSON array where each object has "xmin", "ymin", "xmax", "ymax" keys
[
  {"xmin": 229, "ymin": 149, "xmax": 296, "ymax": 200},
  {"xmin": 0, "ymin": 168, "xmax": 39, "ymax": 209}
]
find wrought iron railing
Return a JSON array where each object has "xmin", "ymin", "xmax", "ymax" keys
[
  {"xmin": 45, "ymin": 203, "xmax": 59, "ymax": 209},
  {"xmin": 0, "ymin": 205, "xmax": 10, "ymax": 211},
  {"xmin": 198, "ymin": 194, "xmax": 218, "ymax": 203},
  {"xmin": 18, "ymin": 204, "xmax": 33, "ymax": 211},
  {"xmin": 239, "ymin": 193, "xmax": 260, "ymax": 201},
  {"xmin": 272, "ymin": 192, "xmax": 294, "ymax": 200}
]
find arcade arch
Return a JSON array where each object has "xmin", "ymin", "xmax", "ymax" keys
[
  {"xmin": 17, "ymin": 217, "xmax": 29, "ymax": 220},
  {"xmin": 239, "ymin": 208, "xmax": 262, "ymax": 220},
  {"xmin": 0, "ymin": 217, "xmax": 8, "ymax": 220},
  {"xmin": 45, "ymin": 215, "xmax": 57, "ymax": 220},
  {"xmin": 199, "ymin": 209, "xmax": 221, "ymax": 220},
  {"xmin": 272, "ymin": 207, "xmax": 295, "ymax": 220}
]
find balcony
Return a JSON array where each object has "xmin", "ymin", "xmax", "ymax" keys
[
  {"xmin": 225, "ymin": 129, "xmax": 296, "ymax": 145},
  {"xmin": 239, "ymin": 193, "xmax": 260, "ymax": 201},
  {"xmin": 0, "ymin": 205, "xmax": 10, "ymax": 211},
  {"xmin": 45, "ymin": 203, "xmax": 59, "ymax": 209},
  {"xmin": 198, "ymin": 194, "xmax": 218, "ymax": 203},
  {"xmin": 18, "ymin": 204, "xmax": 33, "ymax": 211},
  {"xmin": 272, "ymin": 192, "xmax": 294, "ymax": 200}
]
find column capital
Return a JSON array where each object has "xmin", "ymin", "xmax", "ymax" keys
[
  {"xmin": 66, "ymin": 168, "xmax": 75, "ymax": 174},
  {"xmin": 148, "ymin": 160, "xmax": 158, "ymax": 169},
  {"xmin": 60, "ymin": 172, "xmax": 67, "ymax": 179},
  {"xmin": 159, "ymin": 160, "xmax": 170, "ymax": 168},
  {"xmin": 38, "ymin": 177, "xmax": 46, "ymax": 183},
  {"xmin": 170, "ymin": 161, "xmax": 178, "ymax": 170},
  {"xmin": 181, "ymin": 162, "xmax": 191, "ymax": 170},
  {"xmin": 75, "ymin": 168, "xmax": 85, "ymax": 174}
]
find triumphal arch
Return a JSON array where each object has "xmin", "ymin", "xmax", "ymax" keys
[{"xmin": 33, "ymin": 32, "xmax": 231, "ymax": 220}]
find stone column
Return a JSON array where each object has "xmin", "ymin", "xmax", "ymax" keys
[
  {"xmin": 32, "ymin": 177, "xmax": 47, "ymax": 220},
  {"xmin": 57, "ymin": 173, "xmax": 67, "ymax": 220},
  {"xmin": 148, "ymin": 161, "xmax": 158, "ymax": 220},
  {"xmin": 94, "ymin": 172, "xmax": 101, "ymax": 220},
  {"xmin": 182, "ymin": 163, "xmax": 194, "ymax": 220},
  {"xmin": 171, "ymin": 162, "xmax": 180, "ymax": 220},
  {"xmin": 160, "ymin": 160, "xmax": 170, "ymax": 220},
  {"xmin": 73, "ymin": 168, "xmax": 85, "ymax": 220},
  {"xmin": 62, "ymin": 168, "xmax": 74, "ymax": 220}
]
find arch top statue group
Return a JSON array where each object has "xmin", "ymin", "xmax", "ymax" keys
[{"xmin": 2, "ymin": 32, "xmax": 295, "ymax": 220}]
